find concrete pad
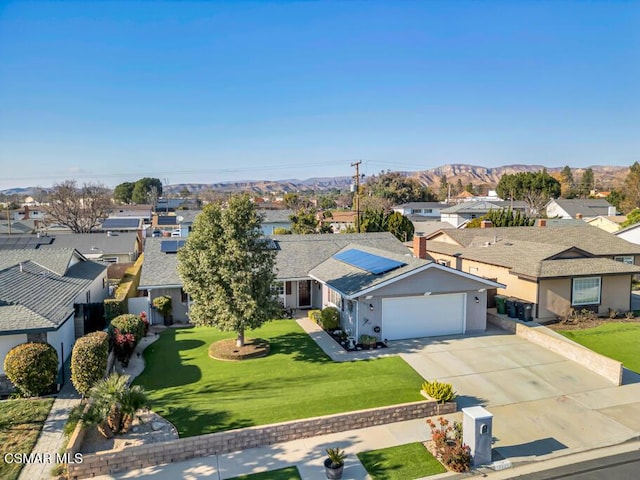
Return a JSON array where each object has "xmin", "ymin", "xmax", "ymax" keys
[
  {"xmin": 92, "ymin": 456, "xmax": 220, "ymax": 479},
  {"xmin": 490, "ymin": 396, "xmax": 636, "ymax": 462},
  {"xmin": 526, "ymin": 361, "xmax": 613, "ymax": 395},
  {"xmin": 569, "ymin": 382, "xmax": 640, "ymax": 410},
  {"xmin": 597, "ymin": 402, "xmax": 640, "ymax": 432}
]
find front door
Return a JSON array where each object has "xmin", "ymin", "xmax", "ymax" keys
[{"xmin": 298, "ymin": 280, "xmax": 311, "ymax": 308}]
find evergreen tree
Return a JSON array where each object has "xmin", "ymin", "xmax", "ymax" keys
[
  {"xmin": 620, "ymin": 162, "xmax": 640, "ymax": 213},
  {"xmin": 177, "ymin": 194, "xmax": 280, "ymax": 347},
  {"xmin": 578, "ymin": 168, "xmax": 595, "ymax": 198}
]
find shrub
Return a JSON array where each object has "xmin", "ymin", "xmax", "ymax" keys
[
  {"xmin": 319, "ymin": 306, "xmax": 340, "ymax": 330},
  {"xmin": 71, "ymin": 331, "xmax": 109, "ymax": 397},
  {"xmin": 112, "ymin": 329, "xmax": 136, "ymax": 366},
  {"xmin": 109, "ymin": 314, "xmax": 145, "ymax": 344},
  {"xmin": 426, "ymin": 417, "xmax": 471, "ymax": 472},
  {"xmin": 152, "ymin": 295, "xmax": 172, "ymax": 319},
  {"xmin": 422, "ymin": 380, "xmax": 457, "ymax": 403},
  {"xmin": 4, "ymin": 342, "xmax": 58, "ymax": 397},
  {"xmin": 308, "ymin": 310, "xmax": 321, "ymax": 323},
  {"xmin": 326, "ymin": 447, "xmax": 346, "ymax": 468}
]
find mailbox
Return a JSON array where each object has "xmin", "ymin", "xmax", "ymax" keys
[{"xmin": 462, "ymin": 406, "xmax": 493, "ymax": 466}]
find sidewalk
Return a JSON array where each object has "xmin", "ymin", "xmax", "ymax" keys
[{"xmin": 18, "ymin": 364, "xmax": 81, "ymax": 480}]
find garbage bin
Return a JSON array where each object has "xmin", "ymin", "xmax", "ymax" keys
[
  {"xmin": 523, "ymin": 303, "xmax": 533, "ymax": 321},
  {"xmin": 506, "ymin": 298, "xmax": 517, "ymax": 318},
  {"xmin": 495, "ymin": 295, "xmax": 507, "ymax": 315},
  {"xmin": 516, "ymin": 301, "xmax": 525, "ymax": 320}
]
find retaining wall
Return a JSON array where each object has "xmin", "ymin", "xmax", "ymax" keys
[
  {"xmin": 487, "ymin": 311, "xmax": 622, "ymax": 385},
  {"xmin": 67, "ymin": 398, "xmax": 455, "ymax": 479}
]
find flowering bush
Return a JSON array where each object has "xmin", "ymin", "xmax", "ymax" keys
[
  {"xmin": 426, "ymin": 417, "xmax": 471, "ymax": 472},
  {"xmin": 139, "ymin": 311, "xmax": 150, "ymax": 336},
  {"xmin": 113, "ymin": 328, "xmax": 136, "ymax": 367}
]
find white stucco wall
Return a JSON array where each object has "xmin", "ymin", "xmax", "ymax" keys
[{"xmin": 47, "ymin": 315, "xmax": 76, "ymax": 368}]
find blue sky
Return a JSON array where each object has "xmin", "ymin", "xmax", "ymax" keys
[{"xmin": 0, "ymin": 1, "xmax": 638, "ymax": 190}]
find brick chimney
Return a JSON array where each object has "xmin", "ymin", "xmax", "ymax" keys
[
  {"xmin": 537, "ymin": 219, "xmax": 546, "ymax": 227},
  {"xmin": 576, "ymin": 213, "xmax": 583, "ymax": 220},
  {"xmin": 22, "ymin": 205, "xmax": 30, "ymax": 220},
  {"xmin": 480, "ymin": 220, "xmax": 492, "ymax": 228},
  {"xmin": 413, "ymin": 235, "xmax": 427, "ymax": 259}
]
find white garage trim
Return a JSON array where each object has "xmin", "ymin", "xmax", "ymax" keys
[{"xmin": 382, "ymin": 293, "xmax": 466, "ymax": 340}]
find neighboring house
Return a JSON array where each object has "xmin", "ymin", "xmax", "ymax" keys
[
  {"xmin": 138, "ymin": 237, "xmax": 189, "ymax": 325},
  {"xmin": 324, "ymin": 211, "xmax": 356, "ymax": 233},
  {"xmin": 546, "ymin": 199, "xmax": 617, "ymax": 219},
  {"xmin": 110, "ymin": 204, "xmax": 153, "ymax": 224},
  {"xmin": 392, "ymin": 202, "xmax": 445, "ymax": 219},
  {"xmin": 99, "ymin": 218, "xmax": 144, "ymax": 235},
  {"xmin": 12, "ymin": 206, "xmax": 47, "ymax": 222},
  {"xmin": 410, "ymin": 220, "xmax": 454, "ymax": 237},
  {"xmin": 152, "ymin": 211, "xmax": 201, "ymax": 237},
  {"xmin": 259, "ymin": 209, "xmax": 293, "ymax": 234},
  {"xmin": 424, "ymin": 224, "xmax": 640, "ymax": 321},
  {"xmin": 156, "ymin": 198, "xmax": 199, "ymax": 212},
  {"xmin": 38, "ymin": 233, "xmax": 141, "ymax": 264},
  {"xmin": 585, "ymin": 215, "xmax": 627, "ymax": 233},
  {"xmin": 615, "ymin": 222, "xmax": 640, "ymax": 246},
  {"xmin": 0, "ymin": 248, "xmax": 108, "ymax": 393},
  {"xmin": 440, "ymin": 201, "xmax": 528, "ymax": 227},
  {"xmin": 0, "ymin": 220, "xmax": 38, "ymax": 235}
]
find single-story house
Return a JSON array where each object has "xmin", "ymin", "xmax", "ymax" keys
[
  {"xmin": 324, "ymin": 211, "xmax": 356, "ymax": 233},
  {"xmin": 545, "ymin": 198, "xmax": 617, "ymax": 219},
  {"xmin": 392, "ymin": 202, "xmax": 445, "ymax": 219},
  {"xmin": 38, "ymin": 232, "xmax": 142, "ymax": 264},
  {"xmin": 259, "ymin": 209, "xmax": 293, "ymax": 234},
  {"xmin": 615, "ymin": 222, "xmax": 640, "ymax": 246},
  {"xmin": 152, "ymin": 211, "xmax": 201, "ymax": 237},
  {"xmin": 440, "ymin": 201, "xmax": 529, "ymax": 227},
  {"xmin": 110, "ymin": 204, "xmax": 153, "ymax": 224},
  {"xmin": 585, "ymin": 215, "xmax": 627, "ymax": 233},
  {"xmin": 424, "ymin": 224, "xmax": 640, "ymax": 321},
  {"xmin": 0, "ymin": 248, "xmax": 108, "ymax": 393}
]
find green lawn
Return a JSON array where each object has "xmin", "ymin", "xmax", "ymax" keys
[
  {"xmin": 559, "ymin": 322, "xmax": 640, "ymax": 373},
  {"xmin": 357, "ymin": 442, "xmax": 446, "ymax": 480},
  {"xmin": 227, "ymin": 466, "xmax": 301, "ymax": 480},
  {"xmin": 0, "ymin": 397, "xmax": 54, "ymax": 480},
  {"xmin": 134, "ymin": 320, "xmax": 424, "ymax": 437}
]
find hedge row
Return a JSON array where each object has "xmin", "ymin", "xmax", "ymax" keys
[{"xmin": 104, "ymin": 254, "xmax": 144, "ymax": 320}]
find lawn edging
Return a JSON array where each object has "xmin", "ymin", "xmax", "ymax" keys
[
  {"xmin": 66, "ymin": 398, "xmax": 455, "ymax": 478},
  {"xmin": 487, "ymin": 310, "xmax": 622, "ymax": 385}
]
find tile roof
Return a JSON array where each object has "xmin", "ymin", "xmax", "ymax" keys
[
  {"xmin": 0, "ymin": 251, "xmax": 107, "ymax": 333},
  {"xmin": 270, "ymin": 232, "xmax": 410, "ymax": 280}
]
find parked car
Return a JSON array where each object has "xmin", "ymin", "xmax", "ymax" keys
[
  {"xmin": 171, "ymin": 229, "xmax": 181, "ymax": 237},
  {"xmin": 151, "ymin": 230, "xmax": 162, "ymax": 237}
]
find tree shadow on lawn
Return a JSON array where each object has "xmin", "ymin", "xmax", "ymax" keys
[
  {"xmin": 268, "ymin": 331, "xmax": 332, "ymax": 363},
  {"xmin": 162, "ymin": 405, "xmax": 253, "ymax": 438},
  {"xmin": 174, "ymin": 339, "xmax": 206, "ymax": 350}
]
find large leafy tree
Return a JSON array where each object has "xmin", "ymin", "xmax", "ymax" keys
[
  {"xmin": 113, "ymin": 182, "xmax": 135, "ymax": 204},
  {"xmin": 48, "ymin": 180, "xmax": 112, "ymax": 233},
  {"xmin": 356, "ymin": 209, "xmax": 414, "ymax": 241},
  {"xmin": 496, "ymin": 170, "xmax": 560, "ymax": 214},
  {"xmin": 577, "ymin": 168, "xmax": 595, "ymax": 198},
  {"xmin": 620, "ymin": 162, "xmax": 640, "ymax": 213},
  {"xmin": 365, "ymin": 171, "xmax": 435, "ymax": 206},
  {"xmin": 386, "ymin": 211, "xmax": 415, "ymax": 241},
  {"xmin": 290, "ymin": 208, "xmax": 333, "ymax": 234},
  {"xmin": 177, "ymin": 194, "xmax": 280, "ymax": 347},
  {"xmin": 131, "ymin": 178, "xmax": 163, "ymax": 204},
  {"xmin": 559, "ymin": 165, "xmax": 576, "ymax": 198}
]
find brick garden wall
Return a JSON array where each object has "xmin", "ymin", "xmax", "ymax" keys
[
  {"xmin": 67, "ymin": 399, "xmax": 455, "ymax": 479},
  {"xmin": 487, "ymin": 311, "xmax": 622, "ymax": 385}
]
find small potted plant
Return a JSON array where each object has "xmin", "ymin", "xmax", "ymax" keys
[{"xmin": 324, "ymin": 447, "xmax": 346, "ymax": 479}]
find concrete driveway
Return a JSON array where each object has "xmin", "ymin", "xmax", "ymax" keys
[{"xmin": 391, "ymin": 326, "xmax": 640, "ymax": 463}]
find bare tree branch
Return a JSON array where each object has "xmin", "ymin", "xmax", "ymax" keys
[{"xmin": 48, "ymin": 180, "xmax": 112, "ymax": 233}]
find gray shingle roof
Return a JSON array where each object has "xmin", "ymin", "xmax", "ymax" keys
[
  {"xmin": 39, "ymin": 233, "xmax": 139, "ymax": 256},
  {"xmin": 426, "ymin": 225, "xmax": 640, "ymax": 278},
  {"xmin": 394, "ymin": 202, "xmax": 446, "ymax": 210},
  {"xmin": 0, "ymin": 248, "xmax": 77, "ymax": 276},
  {"xmin": 548, "ymin": 199, "xmax": 615, "ymax": 218},
  {"xmin": 0, "ymin": 251, "xmax": 107, "ymax": 333},
  {"xmin": 441, "ymin": 201, "xmax": 528, "ymax": 214},
  {"xmin": 309, "ymin": 244, "xmax": 426, "ymax": 297},
  {"xmin": 139, "ymin": 238, "xmax": 182, "ymax": 288},
  {"xmin": 259, "ymin": 209, "xmax": 293, "ymax": 223},
  {"xmin": 270, "ymin": 232, "xmax": 410, "ymax": 280}
]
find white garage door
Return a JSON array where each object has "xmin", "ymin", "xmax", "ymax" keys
[{"xmin": 382, "ymin": 293, "xmax": 466, "ymax": 340}]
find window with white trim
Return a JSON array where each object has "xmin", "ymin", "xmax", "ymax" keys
[
  {"xmin": 328, "ymin": 288, "xmax": 342, "ymax": 309},
  {"xmin": 572, "ymin": 277, "xmax": 601, "ymax": 306},
  {"xmin": 437, "ymin": 259, "xmax": 450, "ymax": 267},
  {"xmin": 614, "ymin": 256, "xmax": 634, "ymax": 265},
  {"xmin": 272, "ymin": 281, "xmax": 284, "ymax": 296}
]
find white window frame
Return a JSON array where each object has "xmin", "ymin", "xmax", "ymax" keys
[
  {"xmin": 328, "ymin": 288, "xmax": 342, "ymax": 309},
  {"xmin": 572, "ymin": 277, "xmax": 601, "ymax": 306},
  {"xmin": 614, "ymin": 255, "xmax": 634, "ymax": 265}
]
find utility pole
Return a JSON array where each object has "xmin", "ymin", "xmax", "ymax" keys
[{"xmin": 351, "ymin": 161, "xmax": 362, "ymax": 232}]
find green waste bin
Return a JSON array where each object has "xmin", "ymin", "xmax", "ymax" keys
[{"xmin": 495, "ymin": 295, "xmax": 507, "ymax": 315}]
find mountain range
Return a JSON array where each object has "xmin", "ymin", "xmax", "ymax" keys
[{"xmin": 1, "ymin": 164, "xmax": 629, "ymax": 197}]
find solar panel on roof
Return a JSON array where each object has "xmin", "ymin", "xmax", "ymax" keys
[
  {"xmin": 160, "ymin": 240, "xmax": 186, "ymax": 253},
  {"xmin": 333, "ymin": 249, "xmax": 406, "ymax": 275},
  {"xmin": 102, "ymin": 218, "xmax": 140, "ymax": 229},
  {"xmin": 157, "ymin": 216, "xmax": 177, "ymax": 226}
]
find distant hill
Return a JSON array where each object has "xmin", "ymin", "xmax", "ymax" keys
[
  {"xmin": 1, "ymin": 164, "xmax": 629, "ymax": 197},
  {"xmin": 163, "ymin": 164, "xmax": 628, "ymax": 195}
]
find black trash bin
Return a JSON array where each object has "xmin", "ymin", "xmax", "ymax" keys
[
  {"xmin": 523, "ymin": 303, "xmax": 533, "ymax": 321},
  {"xmin": 516, "ymin": 301, "xmax": 525, "ymax": 320},
  {"xmin": 506, "ymin": 298, "xmax": 517, "ymax": 318}
]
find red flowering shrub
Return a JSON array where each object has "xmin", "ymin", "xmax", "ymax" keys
[
  {"xmin": 113, "ymin": 328, "xmax": 136, "ymax": 367},
  {"xmin": 426, "ymin": 417, "xmax": 471, "ymax": 472}
]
